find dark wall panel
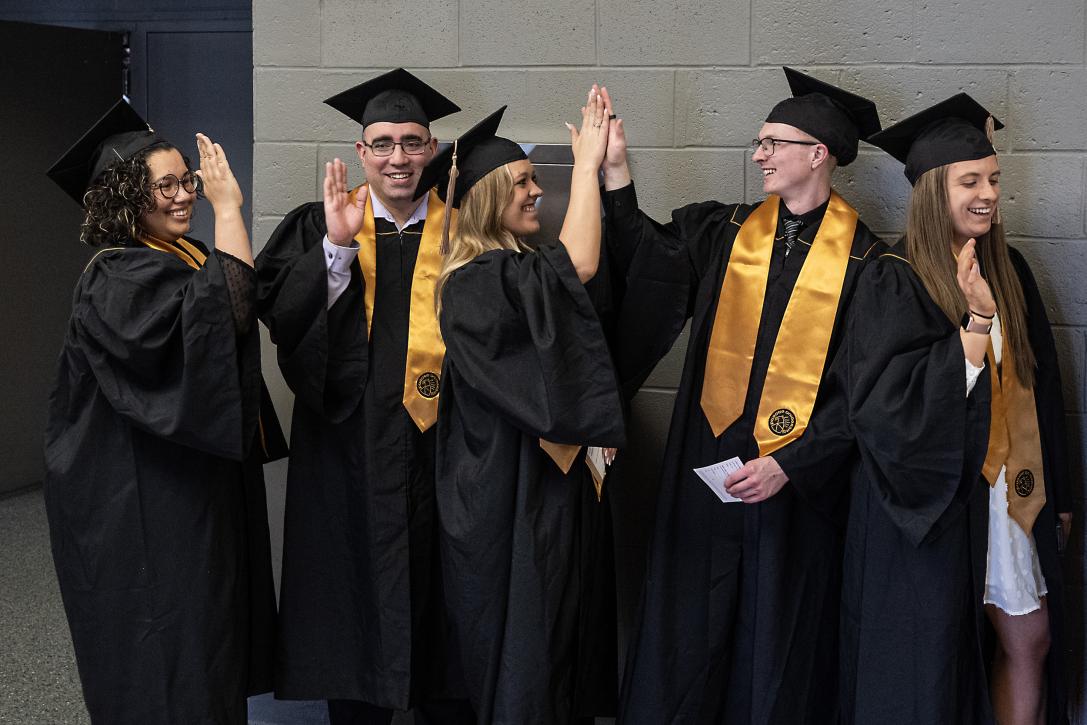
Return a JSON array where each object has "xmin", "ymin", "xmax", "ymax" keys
[{"xmin": 0, "ymin": 21, "xmax": 123, "ymax": 493}]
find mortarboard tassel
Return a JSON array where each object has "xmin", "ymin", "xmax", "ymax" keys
[{"xmin": 440, "ymin": 139, "xmax": 459, "ymax": 255}]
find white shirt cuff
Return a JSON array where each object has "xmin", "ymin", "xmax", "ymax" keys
[
  {"xmin": 965, "ymin": 357, "xmax": 985, "ymax": 397},
  {"xmin": 324, "ymin": 235, "xmax": 358, "ymax": 309}
]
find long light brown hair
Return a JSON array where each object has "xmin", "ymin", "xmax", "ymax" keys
[
  {"xmin": 435, "ymin": 163, "xmax": 532, "ymax": 315},
  {"xmin": 906, "ymin": 163, "xmax": 1035, "ymax": 385}
]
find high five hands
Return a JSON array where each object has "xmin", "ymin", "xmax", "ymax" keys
[{"xmin": 566, "ymin": 84, "xmax": 614, "ymax": 169}]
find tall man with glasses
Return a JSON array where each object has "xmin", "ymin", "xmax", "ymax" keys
[
  {"xmin": 256, "ymin": 69, "xmax": 475, "ymax": 725},
  {"xmin": 599, "ymin": 68, "xmax": 885, "ymax": 723}
]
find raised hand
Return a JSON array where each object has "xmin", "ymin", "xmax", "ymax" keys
[
  {"xmin": 195, "ymin": 133, "xmax": 243, "ymax": 213},
  {"xmin": 566, "ymin": 84, "xmax": 610, "ymax": 171},
  {"xmin": 323, "ymin": 158, "xmax": 367, "ymax": 246},
  {"xmin": 956, "ymin": 238, "xmax": 996, "ymax": 317},
  {"xmin": 597, "ymin": 85, "xmax": 631, "ymax": 190},
  {"xmin": 598, "ymin": 86, "xmax": 627, "ymax": 170},
  {"xmin": 194, "ymin": 132, "xmax": 252, "ymax": 265}
]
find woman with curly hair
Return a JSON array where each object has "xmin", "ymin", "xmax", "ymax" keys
[
  {"xmin": 415, "ymin": 89, "xmax": 624, "ymax": 725},
  {"xmin": 43, "ymin": 100, "xmax": 285, "ymax": 725}
]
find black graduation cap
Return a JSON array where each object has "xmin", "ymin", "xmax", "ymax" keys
[
  {"xmin": 324, "ymin": 68, "xmax": 460, "ymax": 129},
  {"xmin": 867, "ymin": 93, "xmax": 1003, "ymax": 186},
  {"xmin": 413, "ymin": 106, "xmax": 526, "ymax": 209},
  {"xmin": 46, "ymin": 98, "xmax": 162, "ymax": 205},
  {"xmin": 764, "ymin": 67, "xmax": 882, "ymax": 167}
]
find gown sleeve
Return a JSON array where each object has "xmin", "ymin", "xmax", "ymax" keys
[
  {"xmin": 844, "ymin": 255, "xmax": 991, "ymax": 546},
  {"xmin": 440, "ymin": 243, "xmax": 626, "ymax": 447},
  {"xmin": 1010, "ymin": 247, "xmax": 1072, "ymax": 515},
  {"xmin": 771, "ymin": 341, "xmax": 857, "ymax": 523},
  {"xmin": 255, "ymin": 202, "xmax": 368, "ymax": 422},
  {"xmin": 74, "ymin": 247, "xmax": 249, "ymax": 460},
  {"xmin": 603, "ymin": 180, "xmax": 740, "ymax": 396}
]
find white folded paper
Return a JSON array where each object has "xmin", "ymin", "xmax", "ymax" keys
[{"xmin": 694, "ymin": 456, "xmax": 744, "ymax": 503}]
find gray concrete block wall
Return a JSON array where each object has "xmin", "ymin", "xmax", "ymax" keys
[{"xmin": 253, "ymin": 0, "xmax": 1087, "ymax": 718}]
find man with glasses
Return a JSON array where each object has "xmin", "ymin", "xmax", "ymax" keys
[
  {"xmin": 599, "ymin": 68, "xmax": 885, "ymax": 723},
  {"xmin": 255, "ymin": 69, "xmax": 475, "ymax": 725}
]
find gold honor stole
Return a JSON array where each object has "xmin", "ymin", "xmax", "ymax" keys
[
  {"xmin": 981, "ymin": 340, "xmax": 1046, "ymax": 534},
  {"xmin": 538, "ymin": 441, "xmax": 603, "ymax": 501},
  {"xmin": 348, "ymin": 186, "xmax": 453, "ymax": 432},
  {"xmin": 700, "ymin": 191, "xmax": 857, "ymax": 456},
  {"xmin": 139, "ymin": 233, "xmax": 207, "ymax": 270}
]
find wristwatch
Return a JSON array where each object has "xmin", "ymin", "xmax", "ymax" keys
[{"xmin": 961, "ymin": 311, "xmax": 993, "ymax": 335}]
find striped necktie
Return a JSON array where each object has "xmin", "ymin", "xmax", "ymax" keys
[{"xmin": 783, "ymin": 215, "xmax": 802, "ymax": 257}]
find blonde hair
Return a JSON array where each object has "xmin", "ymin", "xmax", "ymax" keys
[
  {"xmin": 435, "ymin": 163, "xmax": 532, "ymax": 314},
  {"xmin": 906, "ymin": 164, "xmax": 1035, "ymax": 386}
]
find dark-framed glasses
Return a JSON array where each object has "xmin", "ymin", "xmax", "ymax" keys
[
  {"xmin": 362, "ymin": 136, "xmax": 431, "ymax": 156},
  {"xmin": 750, "ymin": 137, "xmax": 820, "ymax": 156},
  {"xmin": 151, "ymin": 172, "xmax": 200, "ymax": 198}
]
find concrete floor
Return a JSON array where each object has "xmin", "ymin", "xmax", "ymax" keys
[
  {"xmin": 0, "ymin": 487, "xmax": 614, "ymax": 724},
  {"xmin": 0, "ymin": 487, "xmax": 333, "ymax": 725}
]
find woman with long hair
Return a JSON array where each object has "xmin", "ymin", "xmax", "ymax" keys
[
  {"xmin": 43, "ymin": 100, "xmax": 285, "ymax": 724},
  {"xmin": 865, "ymin": 94, "xmax": 1071, "ymax": 725},
  {"xmin": 417, "ymin": 90, "xmax": 625, "ymax": 724}
]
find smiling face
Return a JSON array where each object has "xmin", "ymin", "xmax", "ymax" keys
[
  {"xmin": 355, "ymin": 121, "xmax": 436, "ymax": 207},
  {"xmin": 138, "ymin": 148, "xmax": 194, "ymax": 241},
  {"xmin": 944, "ymin": 155, "xmax": 1000, "ymax": 247},
  {"xmin": 500, "ymin": 159, "xmax": 543, "ymax": 237},
  {"xmin": 751, "ymin": 122, "xmax": 825, "ymax": 197}
]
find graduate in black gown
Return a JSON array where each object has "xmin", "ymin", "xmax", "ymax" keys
[
  {"xmin": 255, "ymin": 69, "xmax": 475, "ymax": 724},
  {"xmin": 420, "ymin": 93, "xmax": 625, "ymax": 724},
  {"xmin": 43, "ymin": 100, "xmax": 285, "ymax": 725},
  {"xmin": 598, "ymin": 70, "xmax": 884, "ymax": 724},
  {"xmin": 824, "ymin": 94, "xmax": 1067, "ymax": 724}
]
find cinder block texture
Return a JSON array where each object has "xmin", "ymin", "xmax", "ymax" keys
[
  {"xmin": 321, "ymin": 0, "xmax": 459, "ymax": 68},
  {"xmin": 752, "ymin": 0, "xmax": 915, "ymax": 64},
  {"xmin": 252, "ymin": 215, "xmax": 286, "ymax": 255},
  {"xmin": 1014, "ymin": 240, "xmax": 1087, "ymax": 328},
  {"xmin": 598, "ymin": 0, "xmax": 749, "ymax": 66},
  {"xmin": 1010, "ymin": 69, "xmax": 1087, "ymax": 152},
  {"xmin": 253, "ymin": 0, "xmax": 320, "ymax": 67},
  {"xmin": 675, "ymin": 68, "xmax": 834, "ymax": 148},
  {"xmin": 915, "ymin": 0, "xmax": 1085, "ymax": 64},
  {"xmin": 840, "ymin": 67, "xmax": 1009, "ymax": 135},
  {"xmin": 626, "ymin": 148, "xmax": 748, "ymax": 222},
  {"xmin": 461, "ymin": 0, "xmax": 596, "ymax": 66},
  {"xmin": 516, "ymin": 70, "xmax": 674, "ymax": 146},
  {"xmin": 252, "ymin": 143, "xmax": 318, "ymax": 218},
  {"xmin": 997, "ymin": 155, "xmax": 1085, "ymax": 239}
]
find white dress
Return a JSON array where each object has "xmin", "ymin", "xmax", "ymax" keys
[{"xmin": 976, "ymin": 315, "xmax": 1048, "ymax": 615}]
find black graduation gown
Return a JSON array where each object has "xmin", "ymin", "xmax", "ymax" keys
[
  {"xmin": 256, "ymin": 203, "xmax": 459, "ymax": 709},
  {"xmin": 770, "ymin": 245, "xmax": 1071, "ymax": 724},
  {"xmin": 44, "ymin": 240, "xmax": 283, "ymax": 725},
  {"xmin": 792, "ymin": 248, "xmax": 994, "ymax": 724},
  {"xmin": 1006, "ymin": 246, "xmax": 1070, "ymax": 724},
  {"xmin": 603, "ymin": 182, "xmax": 884, "ymax": 725},
  {"xmin": 436, "ymin": 244, "xmax": 626, "ymax": 725}
]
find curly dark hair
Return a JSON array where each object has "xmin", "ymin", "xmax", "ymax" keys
[{"xmin": 79, "ymin": 141, "xmax": 196, "ymax": 247}]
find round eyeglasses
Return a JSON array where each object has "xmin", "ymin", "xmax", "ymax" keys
[
  {"xmin": 151, "ymin": 172, "xmax": 200, "ymax": 198},
  {"xmin": 750, "ymin": 137, "xmax": 820, "ymax": 156},
  {"xmin": 362, "ymin": 136, "xmax": 432, "ymax": 157}
]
